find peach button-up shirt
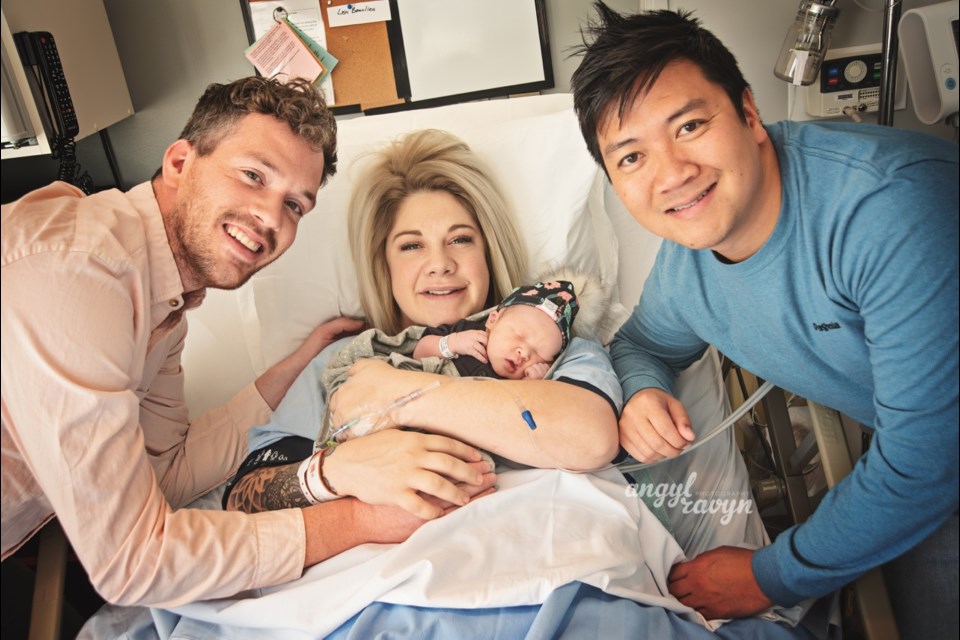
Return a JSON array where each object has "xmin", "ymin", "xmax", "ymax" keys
[{"xmin": 1, "ymin": 182, "xmax": 304, "ymax": 606}]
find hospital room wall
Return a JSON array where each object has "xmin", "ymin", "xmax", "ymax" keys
[
  {"xmin": 549, "ymin": 0, "xmax": 955, "ymax": 135},
  {"xmin": 1, "ymin": 0, "xmax": 955, "ymax": 202}
]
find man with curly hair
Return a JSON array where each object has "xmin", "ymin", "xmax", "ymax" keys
[{"xmin": 2, "ymin": 77, "xmax": 486, "ymax": 610}]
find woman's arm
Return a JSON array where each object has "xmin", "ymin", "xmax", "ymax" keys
[
  {"xmin": 419, "ymin": 375, "xmax": 619, "ymax": 470},
  {"xmin": 228, "ymin": 328, "xmax": 495, "ymax": 518},
  {"xmin": 329, "ymin": 349, "xmax": 620, "ymax": 471},
  {"xmin": 227, "ymin": 430, "xmax": 495, "ymax": 518},
  {"xmin": 226, "ymin": 460, "xmax": 311, "ymax": 512}
]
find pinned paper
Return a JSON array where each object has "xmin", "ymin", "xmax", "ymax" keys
[
  {"xmin": 287, "ymin": 19, "xmax": 338, "ymax": 87},
  {"xmin": 245, "ymin": 18, "xmax": 326, "ymax": 85},
  {"xmin": 246, "ymin": 2, "xmax": 336, "ymax": 104},
  {"xmin": 327, "ymin": 1, "xmax": 392, "ymax": 28},
  {"xmin": 249, "ymin": 1, "xmax": 325, "ymax": 43}
]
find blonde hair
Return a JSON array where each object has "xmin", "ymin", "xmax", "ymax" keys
[{"xmin": 348, "ymin": 129, "xmax": 526, "ymax": 334}]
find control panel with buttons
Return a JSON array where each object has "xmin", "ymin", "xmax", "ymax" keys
[{"xmin": 804, "ymin": 44, "xmax": 906, "ymax": 119}]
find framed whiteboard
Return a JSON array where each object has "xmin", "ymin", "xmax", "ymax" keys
[{"xmin": 388, "ymin": 0, "xmax": 553, "ymax": 108}]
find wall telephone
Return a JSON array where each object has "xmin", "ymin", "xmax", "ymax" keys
[
  {"xmin": 13, "ymin": 29, "xmax": 91, "ymax": 193},
  {"xmin": 13, "ymin": 30, "xmax": 78, "ymax": 139}
]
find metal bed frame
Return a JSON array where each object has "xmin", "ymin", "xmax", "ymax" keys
[{"xmin": 725, "ymin": 359, "xmax": 899, "ymax": 640}]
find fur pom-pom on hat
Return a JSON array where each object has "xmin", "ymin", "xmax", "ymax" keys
[{"xmin": 533, "ymin": 264, "xmax": 627, "ymax": 346}]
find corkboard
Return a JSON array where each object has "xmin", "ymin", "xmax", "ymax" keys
[
  {"xmin": 242, "ymin": 1, "xmax": 552, "ymax": 113},
  {"xmin": 242, "ymin": 0, "xmax": 403, "ymax": 111},
  {"xmin": 321, "ymin": 0, "xmax": 403, "ymax": 110}
]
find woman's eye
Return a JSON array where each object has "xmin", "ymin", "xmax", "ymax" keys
[
  {"xmin": 450, "ymin": 235, "xmax": 474, "ymax": 245},
  {"xmin": 243, "ymin": 170, "xmax": 263, "ymax": 183},
  {"xmin": 399, "ymin": 242, "xmax": 422, "ymax": 252}
]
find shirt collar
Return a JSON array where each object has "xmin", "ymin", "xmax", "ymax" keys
[{"xmin": 126, "ymin": 182, "xmax": 206, "ymax": 331}]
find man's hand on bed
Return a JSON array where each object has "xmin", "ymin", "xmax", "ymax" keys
[
  {"xmin": 304, "ymin": 316, "xmax": 368, "ymax": 357},
  {"xmin": 324, "ymin": 429, "xmax": 496, "ymax": 520},
  {"xmin": 667, "ymin": 546, "xmax": 774, "ymax": 619},
  {"xmin": 619, "ymin": 388, "xmax": 695, "ymax": 462}
]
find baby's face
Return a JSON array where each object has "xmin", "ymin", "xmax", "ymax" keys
[{"xmin": 484, "ymin": 305, "xmax": 563, "ymax": 380}]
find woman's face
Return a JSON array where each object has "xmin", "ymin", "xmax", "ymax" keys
[{"xmin": 386, "ymin": 190, "xmax": 490, "ymax": 328}]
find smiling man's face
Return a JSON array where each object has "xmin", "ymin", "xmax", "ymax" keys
[
  {"xmin": 598, "ymin": 59, "xmax": 780, "ymax": 263},
  {"xmin": 165, "ymin": 112, "xmax": 325, "ymax": 291}
]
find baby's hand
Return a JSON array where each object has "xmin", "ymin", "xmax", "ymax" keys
[
  {"xmin": 449, "ymin": 330, "xmax": 488, "ymax": 362},
  {"xmin": 524, "ymin": 362, "xmax": 550, "ymax": 380}
]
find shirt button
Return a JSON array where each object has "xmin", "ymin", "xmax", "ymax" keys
[{"xmin": 169, "ymin": 299, "xmax": 180, "ymax": 307}]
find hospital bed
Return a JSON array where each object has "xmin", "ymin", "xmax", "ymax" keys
[{"xmin": 35, "ymin": 93, "xmax": 885, "ymax": 638}]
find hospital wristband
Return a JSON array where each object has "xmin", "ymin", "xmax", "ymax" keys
[
  {"xmin": 297, "ymin": 446, "xmax": 341, "ymax": 504},
  {"xmin": 439, "ymin": 335, "xmax": 458, "ymax": 359}
]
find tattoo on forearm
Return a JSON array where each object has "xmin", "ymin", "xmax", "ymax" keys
[{"xmin": 226, "ymin": 464, "xmax": 310, "ymax": 513}]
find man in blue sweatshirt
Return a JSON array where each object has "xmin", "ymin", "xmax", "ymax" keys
[{"xmin": 572, "ymin": 3, "xmax": 958, "ymax": 636}]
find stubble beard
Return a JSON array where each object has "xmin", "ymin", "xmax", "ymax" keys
[{"xmin": 168, "ymin": 203, "xmax": 266, "ymax": 292}]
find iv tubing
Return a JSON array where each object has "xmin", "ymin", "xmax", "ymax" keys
[
  {"xmin": 329, "ymin": 380, "xmax": 442, "ymax": 441},
  {"xmin": 617, "ymin": 380, "xmax": 775, "ymax": 473}
]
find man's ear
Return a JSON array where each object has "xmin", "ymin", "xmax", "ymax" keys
[
  {"xmin": 159, "ymin": 139, "xmax": 194, "ymax": 190},
  {"xmin": 485, "ymin": 309, "xmax": 501, "ymax": 330},
  {"xmin": 741, "ymin": 89, "xmax": 767, "ymax": 144}
]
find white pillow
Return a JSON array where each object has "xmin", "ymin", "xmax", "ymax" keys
[
  {"xmin": 241, "ymin": 94, "xmax": 625, "ymax": 372},
  {"xmin": 604, "ymin": 180, "xmax": 663, "ymax": 306}
]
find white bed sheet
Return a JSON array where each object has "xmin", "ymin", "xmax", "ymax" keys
[
  {"xmin": 81, "ymin": 467, "xmax": 806, "ymax": 639},
  {"xmin": 174, "ymin": 468, "xmax": 702, "ymax": 636}
]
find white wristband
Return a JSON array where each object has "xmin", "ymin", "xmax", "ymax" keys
[
  {"xmin": 297, "ymin": 449, "xmax": 339, "ymax": 504},
  {"xmin": 439, "ymin": 334, "xmax": 457, "ymax": 359}
]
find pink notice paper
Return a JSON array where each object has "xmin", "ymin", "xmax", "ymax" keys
[{"xmin": 245, "ymin": 19, "xmax": 325, "ymax": 85}]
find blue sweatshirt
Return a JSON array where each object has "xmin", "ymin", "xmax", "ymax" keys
[{"xmin": 611, "ymin": 120, "xmax": 959, "ymax": 606}]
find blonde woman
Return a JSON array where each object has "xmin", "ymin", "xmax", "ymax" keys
[
  {"xmin": 351, "ymin": 128, "xmax": 525, "ymax": 334},
  {"xmin": 225, "ymin": 129, "xmax": 620, "ymax": 535}
]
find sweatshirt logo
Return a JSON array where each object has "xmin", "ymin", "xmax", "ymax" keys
[{"xmin": 813, "ymin": 322, "xmax": 841, "ymax": 332}]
